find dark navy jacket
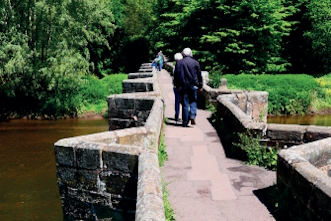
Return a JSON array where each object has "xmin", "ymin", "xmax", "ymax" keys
[{"xmin": 174, "ymin": 56, "xmax": 202, "ymax": 89}]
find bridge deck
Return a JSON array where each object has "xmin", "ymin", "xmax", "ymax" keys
[{"xmin": 158, "ymin": 69, "xmax": 276, "ymax": 221}]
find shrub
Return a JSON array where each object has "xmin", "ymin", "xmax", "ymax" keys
[
  {"xmin": 234, "ymin": 132, "xmax": 278, "ymax": 170},
  {"xmin": 80, "ymin": 74, "xmax": 128, "ymax": 114}
]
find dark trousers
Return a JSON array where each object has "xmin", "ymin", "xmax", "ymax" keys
[
  {"xmin": 180, "ymin": 85, "xmax": 198, "ymax": 126},
  {"xmin": 173, "ymin": 87, "xmax": 180, "ymax": 120}
]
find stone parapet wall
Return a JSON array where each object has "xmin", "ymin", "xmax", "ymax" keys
[
  {"xmin": 55, "ymin": 66, "xmax": 165, "ymax": 221},
  {"xmin": 278, "ymin": 138, "xmax": 331, "ymax": 220},
  {"xmin": 216, "ymin": 95, "xmax": 331, "ymax": 148},
  {"xmin": 128, "ymin": 72, "xmax": 154, "ymax": 79},
  {"xmin": 123, "ymin": 69, "xmax": 159, "ymax": 94}
]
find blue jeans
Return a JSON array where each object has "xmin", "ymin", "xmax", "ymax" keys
[
  {"xmin": 173, "ymin": 87, "xmax": 180, "ymax": 120},
  {"xmin": 158, "ymin": 62, "xmax": 163, "ymax": 71},
  {"xmin": 180, "ymin": 85, "xmax": 198, "ymax": 126}
]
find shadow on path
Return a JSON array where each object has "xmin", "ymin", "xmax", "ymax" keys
[
  {"xmin": 254, "ymin": 184, "xmax": 317, "ymax": 221},
  {"xmin": 207, "ymin": 112, "xmax": 246, "ymax": 161}
]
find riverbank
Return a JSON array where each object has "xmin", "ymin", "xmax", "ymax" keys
[
  {"xmin": 210, "ymin": 73, "xmax": 331, "ymax": 116},
  {"xmin": 1, "ymin": 74, "xmax": 127, "ymax": 122}
]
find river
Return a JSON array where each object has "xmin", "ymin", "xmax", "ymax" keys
[
  {"xmin": 267, "ymin": 114, "xmax": 331, "ymax": 126},
  {"xmin": 0, "ymin": 118, "xmax": 109, "ymax": 221}
]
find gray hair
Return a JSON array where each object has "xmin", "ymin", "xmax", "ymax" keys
[
  {"xmin": 182, "ymin": 48, "xmax": 193, "ymax": 57},
  {"xmin": 174, "ymin": 53, "xmax": 183, "ymax": 61}
]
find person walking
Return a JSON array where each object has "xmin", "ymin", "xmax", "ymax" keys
[
  {"xmin": 172, "ymin": 53, "xmax": 183, "ymax": 123},
  {"xmin": 174, "ymin": 48, "xmax": 203, "ymax": 127},
  {"xmin": 157, "ymin": 52, "xmax": 164, "ymax": 71}
]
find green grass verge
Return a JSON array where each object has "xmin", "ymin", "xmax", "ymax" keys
[
  {"xmin": 209, "ymin": 72, "xmax": 329, "ymax": 115},
  {"xmin": 158, "ymin": 121, "xmax": 175, "ymax": 220},
  {"xmin": 79, "ymin": 74, "xmax": 128, "ymax": 116}
]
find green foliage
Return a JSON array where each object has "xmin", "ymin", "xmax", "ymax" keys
[
  {"xmin": 234, "ymin": 132, "xmax": 278, "ymax": 170},
  {"xmin": 210, "ymin": 73, "xmax": 323, "ymax": 115},
  {"xmin": 201, "ymin": 0, "xmax": 296, "ymax": 73},
  {"xmin": 158, "ymin": 123, "xmax": 168, "ymax": 167},
  {"xmin": 162, "ymin": 177, "xmax": 175, "ymax": 221},
  {"xmin": 206, "ymin": 103, "xmax": 216, "ymax": 113},
  {"xmin": 80, "ymin": 74, "xmax": 127, "ymax": 114},
  {"xmin": 158, "ymin": 122, "xmax": 175, "ymax": 220},
  {"xmin": 303, "ymin": 0, "xmax": 331, "ymax": 73}
]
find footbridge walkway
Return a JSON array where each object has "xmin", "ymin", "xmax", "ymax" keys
[{"xmin": 158, "ymin": 68, "xmax": 276, "ymax": 221}]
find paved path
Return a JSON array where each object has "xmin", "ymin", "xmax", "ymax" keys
[{"xmin": 158, "ymin": 69, "xmax": 276, "ymax": 221}]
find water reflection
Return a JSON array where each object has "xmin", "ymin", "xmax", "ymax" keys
[
  {"xmin": 267, "ymin": 114, "xmax": 331, "ymax": 126},
  {"xmin": 0, "ymin": 118, "xmax": 109, "ymax": 221}
]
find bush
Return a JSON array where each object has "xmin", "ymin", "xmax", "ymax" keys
[
  {"xmin": 79, "ymin": 74, "xmax": 128, "ymax": 114},
  {"xmin": 234, "ymin": 132, "xmax": 278, "ymax": 170},
  {"xmin": 209, "ymin": 73, "xmax": 323, "ymax": 115}
]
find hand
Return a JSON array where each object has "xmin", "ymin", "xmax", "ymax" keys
[{"xmin": 198, "ymin": 88, "xmax": 203, "ymax": 93}]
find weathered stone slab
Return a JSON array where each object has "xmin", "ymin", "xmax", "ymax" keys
[
  {"xmin": 78, "ymin": 169, "xmax": 101, "ymax": 191},
  {"xmin": 138, "ymin": 69, "xmax": 153, "ymax": 72},
  {"xmin": 76, "ymin": 142, "xmax": 102, "ymax": 169},
  {"xmin": 54, "ymin": 142, "xmax": 78, "ymax": 167},
  {"xmin": 102, "ymin": 151, "xmax": 138, "ymax": 173},
  {"xmin": 100, "ymin": 171, "xmax": 137, "ymax": 198},
  {"xmin": 278, "ymin": 138, "xmax": 331, "ymax": 220},
  {"xmin": 306, "ymin": 125, "xmax": 331, "ymax": 142},
  {"xmin": 267, "ymin": 123, "xmax": 307, "ymax": 142},
  {"xmin": 57, "ymin": 167, "xmax": 78, "ymax": 188},
  {"xmin": 128, "ymin": 73, "xmax": 154, "ymax": 79}
]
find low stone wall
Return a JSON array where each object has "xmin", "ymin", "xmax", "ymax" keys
[
  {"xmin": 278, "ymin": 138, "xmax": 331, "ymax": 219},
  {"xmin": 123, "ymin": 69, "xmax": 161, "ymax": 95},
  {"xmin": 54, "ymin": 66, "xmax": 165, "ymax": 221},
  {"xmin": 216, "ymin": 95, "xmax": 331, "ymax": 148},
  {"xmin": 128, "ymin": 72, "xmax": 154, "ymax": 79}
]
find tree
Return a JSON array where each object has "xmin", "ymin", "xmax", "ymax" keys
[{"xmin": 201, "ymin": 0, "xmax": 296, "ymax": 74}]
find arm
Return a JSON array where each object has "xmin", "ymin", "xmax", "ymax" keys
[
  {"xmin": 174, "ymin": 61, "xmax": 185, "ymax": 89},
  {"xmin": 196, "ymin": 62, "xmax": 203, "ymax": 90}
]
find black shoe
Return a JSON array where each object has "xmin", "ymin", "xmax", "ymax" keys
[
  {"xmin": 190, "ymin": 118, "xmax": 196, "ymax": 125},
  {"xmin": 182, "ymin": 124, "xmax": 189, "ymax": 127}
]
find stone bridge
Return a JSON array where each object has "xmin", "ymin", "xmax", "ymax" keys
[{"xmin": 54, "ymin": 62, "xmax": 331, "ymax": 220}]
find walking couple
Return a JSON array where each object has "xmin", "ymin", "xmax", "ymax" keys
[{"xmin": 173, "ymin": 48, "xmax": 203, "ymax": 127}]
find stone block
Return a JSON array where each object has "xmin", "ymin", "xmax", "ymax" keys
[
  {"xmin": 267, "ymin": 123, "xmax": 307, "ymax": 142},
  {"xmin": 100, "ymin": 171, "xmax": 137, "ymax": 198},
  {"xmin": 138, "ymin": 69, "xmax": 153, "ymax": 72},
  {"xmin": 54, "ymin": 145, "xmax": 76, "ymax": 167},
  {"xmin": 109, "ymin": 118, "xmax": 137, "ymax": 130},
  {"xmin": 78, "ymin": 169, "xmax": 101, "ymax": 191},
  {"xmin": 306, "ymin": 126, "xmax": 331, "ymax": 142},
  {"xmin": 102, "ymin": 151, "xmax": 138, "ymax": 173},
  {"xmin": 76, "ymin": 143, "xmax": 101, "ymax": 169},
  {"xmin": 134, "ymin": 99, "xmax": 154, "ymax": 111},
  {"xmin": 116, "ymin": 128, "xmax": 146, "ymax": 146},
  {"xmin": 56, "ymin": 167, "xmax": 78, "ymax": 188},
  {"xmin": 115, "ymin": 98, "xmax": 134, "ymax": 109},
  {"xmin": 290, "ymin": 162, "xmax": 316, "ymax": 205},
  {"xmin": 309, "ymin": 176, "xmax": 331, "ymax": 220}
]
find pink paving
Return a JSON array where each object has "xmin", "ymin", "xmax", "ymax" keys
[{"xmin": 158, "ymin": 69, "xmax": 276, "ymax": 221}]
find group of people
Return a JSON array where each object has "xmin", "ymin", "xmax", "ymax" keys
[
  {"xmin": 172, "ymin": 48, "xmax": 203, "ymax": 127},
  {"xmin": 151, "ymin": 51, "xmax": 164, "ymax": 71}
]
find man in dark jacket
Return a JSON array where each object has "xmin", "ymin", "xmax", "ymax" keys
[{"xmin": 174, "ymin": 48, "xmax": 203, "ymax": 127}]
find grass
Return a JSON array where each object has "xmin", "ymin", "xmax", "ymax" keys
[
  {"xmin": 79, "ymin": 74, "xmax": 128, "ymax": 116},
  {"xmin": 209, "ymin": 72, "xmax": 329, "ymax": 115},
  {"xmin": 158, "ymin": 122, "xmax": 175, "ymax": 220},
  {"xmin": 312, "ymin": 73, "xmax": 331, "ymax": 112}
]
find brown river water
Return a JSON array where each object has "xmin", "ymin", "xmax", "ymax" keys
[
  {"xmin": 0, "ymin": 118, "xmax": 109, "ymax": 221},
  {"xmin": 267, "ymin": 114, "xmax": 331, "ymax": 126}
]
